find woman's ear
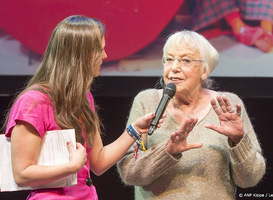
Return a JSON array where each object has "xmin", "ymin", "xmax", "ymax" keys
[{"xmin": 201, "ymin": 67, "xmax": 208, "ymax": 80}]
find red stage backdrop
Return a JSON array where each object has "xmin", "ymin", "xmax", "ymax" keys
[{"xmin": 0, "ymin": 0, "xmax": 184, "ymax": 61}]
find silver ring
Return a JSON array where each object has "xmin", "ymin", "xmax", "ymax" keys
[
  {"xmin": 228, "ymin": 108, "xmax": 235, "ymax": 113},
  {"xmin": 236, "ymin": 112, "xmax": 241, "ymax": 116}
]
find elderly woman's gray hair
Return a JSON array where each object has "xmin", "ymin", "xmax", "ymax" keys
[
  {"xmin": 163, "ymin": 30, "xmax": 219, "ymax": 75},
  {"xmin": 161, "ymin": 30, "xmax": 219, "ymax": 89}
]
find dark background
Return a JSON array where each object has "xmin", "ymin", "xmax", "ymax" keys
[{"xmin": 0, "ymin": 76, "xmax": 272, "ymax": 200}]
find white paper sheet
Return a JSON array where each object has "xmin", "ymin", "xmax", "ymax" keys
[{"xmin": 0, "ymin": 129, "xmax": 77, "ymax": 191}]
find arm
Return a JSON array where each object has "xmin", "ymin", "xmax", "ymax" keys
[
  {"xmin": 117, "ymin": 92, "xmax": 179, "ymax": 186},
  {"xmin": 11, "ymin": 122, "xmax": 86, "ymax": 187},
  {"xmin": 206, "ymin": 93, "xmax": 266, "ymax": 188},
  {"xmin": 89, "ymin": 112, "xmax": 162, "ymax": 176},
  {"xmin": 228, "ymin": 109, "xmax": 266, "ymax": 188},
  {"xmin": 117, "ymin": 142, "xmax": 182, "ymax": 186},
  {"xmin": 88, "ymin": 128, "xmax": 135, "ymax": 176}
]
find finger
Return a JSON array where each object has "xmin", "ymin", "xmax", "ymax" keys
[
  {"xmin": 235, "ymin": 104, "xmax": 242, "ymax": 117},
  {"xmin": 205, "ymin": 124, "xmax": 222, "ymax": 133},
  {"xmin": 176, "ymin": 118, "xmax": 192, "ymax": 133},
  {"xmin": 67, "ymin": 142, "xmax": 74, "ymax": 152},
  {"xmin": 170, "ymin": 130, "xmax": 180, "ymax": 141},
  {"xmin": 189, "ymin": 117, "xmax": 198, "ymax": 127},
  {"xmin": 145, "ymin": 112, "xmax": 166, "ymax": 123},
  {"xmin": 217, "ymin": 95, "xmax": 227, "ymax": 112},
  {"xmin": 210, "ymin": 98, "xmax": 222, "ymax": 116},
  {"xmin": 142, "ymin": 112, "xmax": 155, "ymax": 122},
  {"xmin": 147, "ymin": 112, "xmax": 155, "ymax": 120},
  {"xmin": 135, "ymin": 112, "xmax": 156, "ymax": 131},
  {"xmin": 161, "ymin": 113, "xmax": 167, "ymax": 119},
  {"xmin": 184, "ymin": 119, "xmax": 196, "ymax": 134},
  {"xmin": 76, "ymin": 142, "xmax": 85, "ymax": 150},
  {"xmin": 222, "ymin": 96, "xmax": 234, "ymax": 113},
  {"xmin": 187, "ymin": 142, "xmax": 203, "ymax": 150},
  {"xmin": 156, "ymin": 114, "xmax": 166, "ymax": 127},
  {"xmin": 158, "ymin": 118, "xmax": 164, "ymax": 124},
  {"xmin": 177, "ymin": 118, "xmax": 196, "ymax": 137}
]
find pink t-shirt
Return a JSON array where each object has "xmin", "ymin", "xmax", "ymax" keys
[{"xmin": 5, "ymin": 90, "xmax": 98, "ymax": 200}]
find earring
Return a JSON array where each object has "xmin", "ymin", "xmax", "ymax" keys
[{"xmin": 201, "ymin": 75, "xmax": 206, "ymax": 80}]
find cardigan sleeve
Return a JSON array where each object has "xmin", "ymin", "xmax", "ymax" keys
[
  {"xmin": 225, "ymin": 93, "xmax": 266, "ymax": 188},
  {"xmin": 117, "ymin": 90, "xmax": 181, "ymax": 186}
]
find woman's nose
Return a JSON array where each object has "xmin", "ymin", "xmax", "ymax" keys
[{"xmin": 171, "ymin": 60, "xmax": 182, "ymax": 72}]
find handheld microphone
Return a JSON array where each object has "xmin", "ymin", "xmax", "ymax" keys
[{"xmin": 148, "ymin": 82, "xmax": 176, "ymax": 135}]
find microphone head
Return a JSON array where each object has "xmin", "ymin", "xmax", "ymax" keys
[{"xmin": 164, "ymin": 83, "xmax": 176, "ymax": 98}]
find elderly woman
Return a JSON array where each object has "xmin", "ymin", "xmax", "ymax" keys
[{"xmin": 117, "ymin": 30, "xmax": 266, "ymax": 200}]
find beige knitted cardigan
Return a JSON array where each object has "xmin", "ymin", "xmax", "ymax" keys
[{"xmin": 117, "ymin": 89, "xmax": 266, "ymax": 200}]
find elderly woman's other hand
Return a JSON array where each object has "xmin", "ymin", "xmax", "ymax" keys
[
  {"xmin": 165, "ymin": 117, "xmax": 203, "ymax": 156},
  {"xmin": 205, "ymin": 95, "xmax": 245, "ymax": 144}
]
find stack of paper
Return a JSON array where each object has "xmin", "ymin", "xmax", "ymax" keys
[{"xmin": 0, "ymin": 129, "xmax": 77, "ymax": 191}]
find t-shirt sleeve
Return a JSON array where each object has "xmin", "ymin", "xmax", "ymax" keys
[
  {"xmin": 5, "ymin": 91, "xmax": 52, "ymax": 139},
  {"xmin": 87, "ymin": 91, "xmax": 95, "ymax": 111}
]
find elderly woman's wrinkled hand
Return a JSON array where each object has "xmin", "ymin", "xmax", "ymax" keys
[
  {"xmin": 205, "ymin": 95, "xmax": 245, "ymax": 144},
  {"xmin": 165, "ymin": 117, "xmax": 203, "ymax": 156}
]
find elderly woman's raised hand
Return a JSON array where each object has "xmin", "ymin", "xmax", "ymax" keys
[
  {"xmin": 205, "ymin": 95, "xmax": 245, "ymax": 144},
  {"xmin": 165, "ymin": 117, "xmax": 203, "ymax": 156}
]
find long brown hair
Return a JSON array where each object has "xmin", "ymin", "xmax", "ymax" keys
[{"xmin": 3, "ymin": 15, "xmax": 105, "ymax": 146}]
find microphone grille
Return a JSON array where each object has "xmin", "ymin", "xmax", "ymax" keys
[{"xmin": 164, "ymin": 83, "xmax": 176, "ymax": 97}]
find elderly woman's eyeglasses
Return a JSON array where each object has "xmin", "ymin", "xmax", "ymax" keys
[{"xmin": 162, "ymin": 57, "xmax": 204, "ymax": 68}]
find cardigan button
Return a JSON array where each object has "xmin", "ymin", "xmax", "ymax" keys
[{"xmin": 85, "ymin": 177, "xmax": 93, "ymax": 186}]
